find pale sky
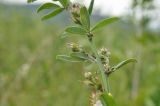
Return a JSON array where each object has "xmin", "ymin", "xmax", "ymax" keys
[
  {"xmin": 2, "ymin": 0, "xmax": 132, "ymax": 16},
  {"xmin": 1, "ymin": 0, "xmax": 160, "ymax": 17}
]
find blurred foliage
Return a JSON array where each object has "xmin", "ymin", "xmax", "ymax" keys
[{"xmin": 0, "ymin": 3, "xmax": 160, "ymax": 106}]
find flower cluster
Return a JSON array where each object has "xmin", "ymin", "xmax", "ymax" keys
[{"xmin": 69, "ymin": 3, "xmax": 82, "ymax": 25}]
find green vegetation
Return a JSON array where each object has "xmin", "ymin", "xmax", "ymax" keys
[
  {"xmin": 0, "ymin": 2, "xmax": 160, "ymax": 106},
  {"xmin": 29, "ymin": 0, "xmax": 137, "ymax": 105}
]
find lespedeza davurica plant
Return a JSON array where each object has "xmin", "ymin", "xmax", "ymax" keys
[{"xmin": 28, "ymin": 0, "xmax": 137, "ymax": 105}]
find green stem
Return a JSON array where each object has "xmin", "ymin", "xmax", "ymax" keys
[
  {"xmin": 107, "ymin": 77, "xmax": 110, "ymax": 93},
  {"xmin": 89, "ymin": 39, "xmax": 109, "ymax": 93}
]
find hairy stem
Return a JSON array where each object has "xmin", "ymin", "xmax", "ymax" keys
[{"xmin": 89, "ymin": 38, "xmax": 109, "ymax": 93}]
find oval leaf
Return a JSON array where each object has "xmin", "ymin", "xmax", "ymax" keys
[
  {"xmin": 100, "ymin": 92, "xmax": 116, "ymax": 106},
  {"xmin": 37, "ymin": 3, "xmax": 60, "ymax": 13},
  {"xmin": 91, "ymin": 17, "xmax": 119, "ymax": 31},
  {"xmin": 65, "ymin": 26, "xmax": 87, "ymax": 35},
  {"xmin": 56, "ymin": 55, "xmax": 84, "ymax": 62},
  {"xmin": 70, "ymin": 52, "xmax": 95, "ymax": 62},
  {"xmin": 80, "ymin": 6, "xmax": 90, "ymax": 31},
  {"xmin": 59, "ymin": 0, "xmax": 69, "ymax": 8},
  {"xmin": 42, "ymin": 8, "xmax": 64, "ymax": 20},
  {"xmin": 111, "ymin": 58, "xmax": 137, "ymax": 72},
  {"xmin": 88, "ymin": 0, "xmax": 94, "ymax": 15}
]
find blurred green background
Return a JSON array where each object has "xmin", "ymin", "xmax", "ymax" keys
[{"xmin": 0, "ymin": 1, "xmax": 160, "ymax": 106}]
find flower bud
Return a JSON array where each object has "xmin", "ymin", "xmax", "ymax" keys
[
  {"xmin": 104, "ymin": 64, "xmax": 110, "ymax": 72},
  {"xmin": 104, "ymin": 64, "xmax": 109, "ymax": 69},
  {"xmin": 99, "ymin": 48, "xmax": 110, "ymax": 57},
  {"xmin": 100, "ymin": 56, "xmax": 106, "ymax": 64},
  {"xmin": 67, "ymin": 43, "xmax": 81, "ymax": 52},
  {"xmin": 104, "ymin": 63, "xmax": 112, "ymax": 75},
  {"xmin": 84, "ymin": 72, "xmax": 92, "ymax": 79},
  {"xmin": 69, "ymin": 3, "xmax": 82, "ymax": 25}
]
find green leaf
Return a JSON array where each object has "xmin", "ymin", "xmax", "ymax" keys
[
  {"xmin": 91, "ymin": 17, "xmax": 119, "ymax": 31},
  {"xmin": 111, "ymin": 58, "xmax": 137, "ymax": 72},
  {"xmin": 59, "ymin": 0, "xmax": 69, "ymax": 8},
  {"xmin": 100, "ymin": 92, "xmax": 116, "ymax": 106},
  {"xmin": 56, "ymin": 55, "xmax": 84, "ymax": 62},
  {"xmin": 70, "ymin": 52, "xmax": 95, "ymax": 62},
  {"xmin": 65, "ymin": 26, "xmax": 87, "ymax": 35},
  {"xmin": 42, "ymin": 8, "xmax": 64, "ymax": 20},
  {"xmin": 80, "ymin": 6, "xmax": 90, "ymax": 31},
  {"xmin": 27, "ymin": 0, "xmax": 37, "ymax": 3},
  {"xmin": 59, "ymin": 32, "xmax": 69, "ymax": 38},
  {"xmin": 37, "ymin": 3, "xmax": 60, "ymax": 13},
  {"xmin": 88, "ymin": 0, "xmax": 94, "ymax": 15}
]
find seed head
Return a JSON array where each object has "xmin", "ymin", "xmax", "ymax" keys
[{"xmin": 69, "ymin": 3, "xmax": 82, "ymax": 25}]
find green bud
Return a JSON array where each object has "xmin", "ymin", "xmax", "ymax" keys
[{"xmin": 67, "ymin": 42, "xmax": 82, "ymax": 52}]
